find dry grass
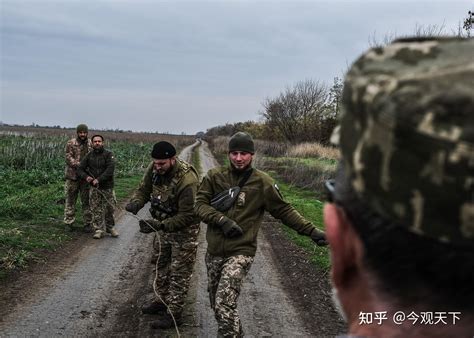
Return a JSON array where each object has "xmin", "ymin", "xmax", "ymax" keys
[{"xmin": 286, "ymin": 142, "xmax": 339, "ymax": 160}]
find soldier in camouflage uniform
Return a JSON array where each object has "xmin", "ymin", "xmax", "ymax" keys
[
  {"xmin": 77, "ymin": 134, "xmax": 118, "ymax": 239},
  {"xmin": 196, "ymin": 132, "xmax": 328, "ymax": 337},
  {"xmin": 125, "ymin": 141, "xmax": 200, "ymax": 330},
  {"xmin": 64, "ymin": 123, "xmax": 92, "ymax": 232},
  {"xmin": 325, "ymin": 37, "xmax": 474, "ymax": 337}
]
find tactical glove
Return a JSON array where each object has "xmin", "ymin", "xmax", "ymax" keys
[
  {"xmin": 218, "ymin": 217, "xmax": 243, "ymax": 238},
  {"xmin": 310, "ymin": 228, "xmax": 328, "ymax": 246},
  {"xmin": 138, "ymin": 219, "xmax": 162, "ymax": 234},
  {"xmin": 125, "ymin": 202, "xmax": 140, "ymax": 215}
]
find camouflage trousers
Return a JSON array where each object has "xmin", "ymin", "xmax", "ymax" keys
[
  {"xmin": 63, "ymin": 179, "xmax": 91, "ymax": 226},
  {"xmin": 205, "ymin": 253, "xmax": 254, "ymax": 338},
  {"xmin": 153, "ymin": 223, "xmax": 200, "ymax": 316},
  {"xmin": 89, "ymin": 188, "xmax": 116, "ymax": 232}
]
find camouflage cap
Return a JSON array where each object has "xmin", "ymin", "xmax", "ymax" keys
[
  {"xmin": 337, "ymin": 37, "xmax": 474, "ymax": 247},
  {"xmin": 76, "ymin": 124, "xmax": 88, "ymax": 133}
]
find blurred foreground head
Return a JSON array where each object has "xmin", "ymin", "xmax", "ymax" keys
[
  {"xmin": 337, "ymin": 37, "xmax": 473, "ymax": 245},
  {"xmin": 326, "ymin": 37, "xmax": 474, "ymax": 337}
]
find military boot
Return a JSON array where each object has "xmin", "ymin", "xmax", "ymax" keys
[
  {"xmin": 93, "ymin": 230, "xmax": 104, "ymax": 239},
  {"xmin": 106, "ymin": 227, "xmax": 119, "ymax": 237},
  {"xmin": 150, "ymin": 312, "xmax": 182, "ymax": 329},
  {"xmin": 141, "ymin": 299, "xmax": 167, "ymax": 314},
  {"xmin": 83, "ymin": 224, "xmax": 93, "ymax": 233}
]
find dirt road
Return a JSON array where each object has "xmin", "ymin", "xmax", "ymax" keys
[{"xmin": 0, "ymin": 140, "xmax": 345, "ymax": 337}]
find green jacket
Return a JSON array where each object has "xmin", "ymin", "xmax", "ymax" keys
[
  {"xmin": 196, "ymin": 165, "xmax": 316, "ymax": 257},
  {"xmin": 130, "ymin": 158, "xmax": 200, "ymax": 231},
  {"xmin": 77, "ymin": 148, "xmax": 115, "ymax": 190}
]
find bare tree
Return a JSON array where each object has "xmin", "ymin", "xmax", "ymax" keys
[{"xmin": 261, "ymin": 79, "xmax": 330, "ymax": 143}]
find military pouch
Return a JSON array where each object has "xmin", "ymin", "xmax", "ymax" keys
[
  {"xmin": 210, "ymin": 187, "xmax": 241, "ymax": 212},
  {"xmin": 210, "ymin": 169, "xmax": 253, "ymax": 212}
]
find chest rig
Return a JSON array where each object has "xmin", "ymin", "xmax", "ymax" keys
[{"xmin": 150, "ymin": 159, "xmax": 193, "ymax": 221}]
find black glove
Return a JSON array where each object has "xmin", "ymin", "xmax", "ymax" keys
[
  {"xmin": 125, "ymin": 202, "xmax": 140, "ymax": 215},
  {"xmin": 138, "ymin": 219, "xmax": 162, "ymax": 234},
  {"xmin": 310, "ymin": 228, "xmax": 328, "ymax": 246},
  {"xmin": 218, "ymin": 217, "xmax": 243, "ymax": 238}
]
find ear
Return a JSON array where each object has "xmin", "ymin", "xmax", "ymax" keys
[{"xmin": 324, "ymin": 203, "xmax": 364, "ymax": 289}]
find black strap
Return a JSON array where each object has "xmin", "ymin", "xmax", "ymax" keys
[{"xmin": 238, "ymin": 169, "xmax": 253, "ymax": 189}]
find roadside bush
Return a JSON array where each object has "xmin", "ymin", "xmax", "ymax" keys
[{"xmin": 255, "ymin": 157, "xmax": 336, "ymax": 198}]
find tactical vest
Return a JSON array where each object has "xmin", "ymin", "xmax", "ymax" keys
[{"xmin": 150, "ymin": 159, "xmax": 198, "ymax": 221}]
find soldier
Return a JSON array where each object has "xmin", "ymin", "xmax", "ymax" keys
[
  {"xmin": 63, "ymin": 123, "xmax": 92, "ymax": 232},
  {"xmin": 77, "ymin": 134, "xmax": 118, "ymax": 239},
  {"xmin": 195, "ymin": 132, "xmax": 328, "ymax": 337},
  {"xmin": 325, "ymin": 37, "xmax": 474, "ymax": 337},
  {"xmin": 125, "ymin": 141, "xmax": 200, "ymax": 329}
]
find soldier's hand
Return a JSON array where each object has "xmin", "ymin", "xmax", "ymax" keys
[
  {"xmin": 218, "ymin": 217, "xmax": 243, "ymax": 238},
  {"xmin": 310, "ymin": 228, "xmax": 328, "ymax": 246},
  {"xmin": 125, "ymin": 202, "xmax": 140, "ymax": 215},
  {"xmin": 138, "ymin": 219, "xmax": 162, "ymax": 233}
]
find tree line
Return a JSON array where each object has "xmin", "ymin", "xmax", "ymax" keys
[
  {"xmin": 206, "ymin": 77, "xmax": 343, "ymax": 145},
  {"xmin": 206, "ymin": 10, "xmax": 474, "ymax": 145}
]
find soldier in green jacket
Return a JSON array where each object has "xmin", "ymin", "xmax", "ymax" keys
[
  {"xmin": 195, "ymin": 132, "xmax": 327, "ymax": 337},
  {"xmin": 77, "ymin": 134, "xmax": 118, "ymax": 239},
  {"xmin": 125, "ymin": 141, "xmax": 200, "ymax": 330}
]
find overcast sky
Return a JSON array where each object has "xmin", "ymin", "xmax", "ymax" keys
[{"xmin": 1, "ymin": 0, "xmax": 471, "ymax": 134}]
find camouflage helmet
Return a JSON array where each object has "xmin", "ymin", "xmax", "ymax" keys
[{"xmin": 335, "ymin": 37, "xmax": 474, "ymax": 247}]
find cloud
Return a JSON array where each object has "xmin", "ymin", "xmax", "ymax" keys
[{"xmin": 1, "ymin": 0, "xmax": 471, "ymax": 133}]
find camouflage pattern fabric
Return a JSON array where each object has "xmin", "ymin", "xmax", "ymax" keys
[
  {"xmin": 64, "ymin": 136, "xmax": 91, "ymax": 226},
  {"xmin": 153, "ymin": 223, "xmax": 199, "ymax": 316},
  {"xmin": 205, "ymin": 253, "xmax": 254, "ymax": 337},
  {"xmin": 63, "ymin": 179, "xmax": 91, "ymax": 226},
  {"xmin": 130, "ymin": 158, "xmax": 201, "ymax": 317},
  {"xmin": 335, "ymin": 37, "xmax": 474, "ymax": 247},
  {"xmin": 89, "ymin": 188, "xmax": 116, "ymax": 232},
  {"xmin": 64, "ymin": 137, "xmax": 91, "ymax": 180}
]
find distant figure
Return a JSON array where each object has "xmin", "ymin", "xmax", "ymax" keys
[
  {"xmin": 63, "ymin": 123, "xmax": 92, "ymax": 232},
  {"xmin": 77, "ymin": 134, "xmax": 118, "ymax": 239},
  {"xmin": 195, "ymin": 132, "xmax": 327, "ymax": 337},
  {"xmin": 324, "ymin": 37, "xmax": 474, "ymax": 338},
  {"xmin": 125, "ymin": 141, "xmax": 200, "ymax": 329}
]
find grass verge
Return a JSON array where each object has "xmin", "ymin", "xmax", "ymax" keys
[
  {"xmin": 0, "ymin": 174, "xmax": 142, "ymax": 280},
  {"xmin": 274, "ymin": 179, "xmax": 330, "ymax": 271}
]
